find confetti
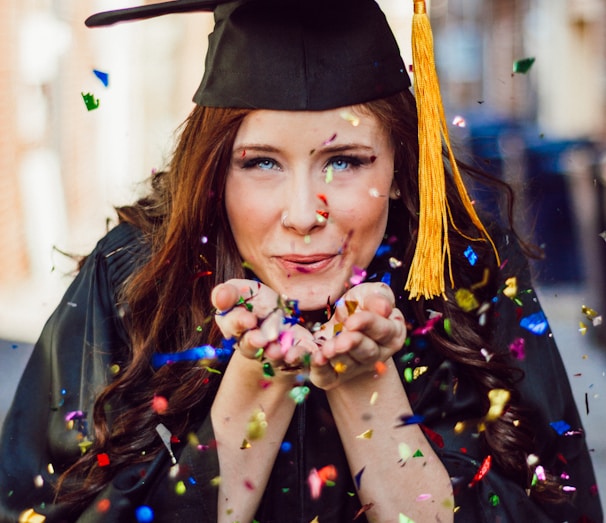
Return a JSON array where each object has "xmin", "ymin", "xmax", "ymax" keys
[
  {"xmin": 452, "ymin": 115, "xmax": 466, "ymax": 128},
  {"xmin": 323, "ymin": 133, "xmax": 337, "ymax": 146},
  {"xmin": 389, "ymin": 256, "xmax": 403, "ymax": 268},
  {"xmin": 520, "ymin": 311, "xmax": 548, "ymax": 335},
  {"xmin": 325, "ymin": 165, "xmax": 334, "ymax": 183},
  {"xmin": 455, "ymin": 288, "xmax": 479, "ymax": 312},
  {"xmin": 93, "ymin": 69, "xmax": 109, "ymax": 86},
  {"xmin": 488, "ymin": 492, "xmax": 500, "ymax": 506},
  {"xmin": 349, "ymin": 266, "xmax": 367, "ymax": 286},
  {"xmin": 503, "ymin": 277, "xmax": 518, "ymax": 299},
  {"xmin": 81, "ymin": 92, "xmax": 100, "ymax": 110},
  {"xmin": 246, "ymin": 409, "xmax": 268, "ymax": 441},
  {"xmin": 333, "ymin": 361, "xmax": 348, "ymax": 374},
  {"xmin": 485, "ymin": 389, "xmax": 510, "ymax": 421},
  {"xmin": 151, "ymin": 343, "xmax": 233, "ymax": 369},
  {"xmin": 356, "ymin": 429, "xmax": 373, "ymax": 439},
  {"xmin": 339, "ymin": 110, "xmax": 360, "ymax": 126},
  {"xmin": 579, "ymin": 322, "xmax": 588, "ymax": 336},
  {"xmin": 550, "ymin": 420, "xmax": 571, "ymax": 435},
  {"xmin": 175, "ymin": 481, "xmax": 187, "ymax": 495},
  {"xmin": 152, "ymin": 395, "xmax": 169, "ymax": 414},
  {"xmin": 135, "ymin": 505, "xmax": 154, "ymax": 523},
  {"xmin": 399, "ymin": 514, "xmax": 415, "ymax": 523},
  {"xmin": 354, "ymin": 466, "xmax": 365, "ymax": 489},
  {"xmin": 469, "ymin": 455, "xmax": 492, "ymax": 487},
  {"xmin": 412, "ymin": 449, "xmax": 424, "ymax": 458},
  {"xmin": 513, "ymin": 57, "xmax": 535, "ymax": 74},
  {"xmin": 463, "ymin": 245, "xmax": 478, "ymax": 266},
  {"xmin": 156, "ymin": 423, "xmax": 177, "ymax": 464},
  {"xmin": 508, "ymin": 338, "xmax": 526, "ymax": 360},
  {"xmin": 289, "ymin": 385, "xmax": 310, "ymax": 404},
  {"xmin": 96, "ymin": 498, "xmax": 111, "ymax": 513},
  {"xmin": 96, "ymin": 453, "xmax": 110, "ymax": 467}
]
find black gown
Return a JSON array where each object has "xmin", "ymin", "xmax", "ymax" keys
[{"xmin": 0, "ymin": 222, "xmax": 602, "ymax": 522}]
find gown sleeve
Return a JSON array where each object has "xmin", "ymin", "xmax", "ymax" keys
[{"xmin": 0, "ymin": 223, "xmax": 145, "ymax": 523}]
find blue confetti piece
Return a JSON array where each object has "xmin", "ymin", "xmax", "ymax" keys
[
  {"xmin": 520, "ymin": 311, "xmax": 549, "ymax": 335},
  {"xmin": 93, "ymin": 69, "xmax": 109, "ymax": 87},
  {"xmin": 280, "ymin": 441, "xmax": 292, "ymax": 453},
  {"xmin": 375, "ymin": 244, "xmax": 392, "ymax": 257},
  {"xmin": 464, "ymin": 245, "xmax": 478, "ymax": 266},
  {"xmin": 380, "ymin": 272, "xmax": 391, "ymax": 286},
  {"xmin": 135, "ymin": 505, "xmax": 154, "ymax": 522},
  {"xmin": 550, "ymin": 420, "xmax": 571, "ymax": 435},
  {"xmin": 397, "ymin": 414, "xmax": 425, "ymax": 427},
  {"xmin": 354, "ymin": 466, "xmax": 365, "ymax": 490},
  {"xmin": 151, "ymin": 344, "xmax": 233, "ymax": 369}
]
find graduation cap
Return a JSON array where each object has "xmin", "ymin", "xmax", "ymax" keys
[{"xmin": 86, "ymin": 0, "xmax": 498, "ymax": 300}]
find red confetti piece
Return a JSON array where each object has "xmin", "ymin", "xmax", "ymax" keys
[
  {"xmin": 152, "ymin": 395, "xmax": 169, "ymax": 414},
  {"xmin": 468, "ymin": 455, "xmax": 492, "ymax": 487},
  {"xmin": 97, "ymin": 453, "xmax": 110, "ymax": 467},
  {"xmin": 96, "ymin": 498, "xmax": 111, "ymax": 513},
  {"xmin": 420, "ymin": 425, "xmax": 444, "ymax": 448},
  {"xmin": 317, "ymin": 193, "xmax": 328, "ymax": 206}
]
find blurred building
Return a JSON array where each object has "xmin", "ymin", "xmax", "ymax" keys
[{"xmin": 1, "ymin": 0, "xmax": 606, "ymax": 342}]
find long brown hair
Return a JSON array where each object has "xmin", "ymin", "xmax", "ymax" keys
[{"xmin": 57, "ymin": 92, "xmax": 561, "ymax": 507}]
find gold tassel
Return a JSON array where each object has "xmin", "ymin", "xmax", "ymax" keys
[{"xmin": 405, "ymin": 0, "xmax": 500, "ymax": 300}]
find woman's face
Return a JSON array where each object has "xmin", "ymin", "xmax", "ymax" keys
[{"xmin": 225, "ymin": 106, "xmax": 395, "ymax": 311}]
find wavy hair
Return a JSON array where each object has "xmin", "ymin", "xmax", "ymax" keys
[{"xmin": 56, "ymin": 92, "xmax": 562, "ymax": 508}]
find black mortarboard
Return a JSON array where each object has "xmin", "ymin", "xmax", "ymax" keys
[
  {"xmin": 86, "ymin": 0, "xmax": 499, "ymax": 300},
  {"xmin": 86, "ymin": 0, "xmax": 410, "ymax": 111}
]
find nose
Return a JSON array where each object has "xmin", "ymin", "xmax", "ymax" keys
[{"xmin": 280, "ymin": 173, "xmax": 328, "ymax": 234}]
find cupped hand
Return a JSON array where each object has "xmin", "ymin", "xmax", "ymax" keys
[
  {"xmin": 211, "ymin": 279, "xmax": 318, "ymax": 370},
  {"xmin": 309, "ymin": 282, "xmax": 406, "ymax": 390}
]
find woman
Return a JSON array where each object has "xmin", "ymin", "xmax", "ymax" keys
[{"xmin": 0, "ymin": 1, "xmax": 601, "ymax": 522}]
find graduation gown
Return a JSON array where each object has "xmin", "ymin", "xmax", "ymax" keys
[{"xmin": 0, "ymin": 222, "xmax": 602, "ymax": 523}]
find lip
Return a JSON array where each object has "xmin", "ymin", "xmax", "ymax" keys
[{"xmin": 274, "ymin": 254, "xmax": 337, "ymax": 274}]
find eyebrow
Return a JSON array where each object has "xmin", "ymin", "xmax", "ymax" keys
[{"xmin": 232, "ymin": 143, "xmax": 376, "ymax": 155}]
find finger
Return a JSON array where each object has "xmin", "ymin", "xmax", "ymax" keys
[{"xmin": 344, "ymin": 308, "xmax": 406, "ymax": 349}]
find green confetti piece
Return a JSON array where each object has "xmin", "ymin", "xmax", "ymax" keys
[
  {"xmin": 262, "ymin": 362, "xmax": 275, "ymax": 377},
  {"xmin": 81, "ymin": 92, "xmax": 100, "ymax": 110},
  {"xmin": 413, "ymin": 449, "xmax": 424, "ymax": 457},
  {"xmin": 404, "ymin": 367, "xmax": 413, "ymax": 383},
  {"xmin": 175, "ymin": 480, "xmax": 186, "ymax": 495},
  {"xmin": 513, "ymin": 57, "xmax": 535, "ymax": 74},
  {"xmin": 399, "ymin": 513, "xmax": 416, "ymax": 523},
  {"xmin": 488, "ymin": 492, "xmax": 500, "ymax": 507},
  {"xmin": 443, "ymin": 318, "xmax": 452, "ymax": 336}
]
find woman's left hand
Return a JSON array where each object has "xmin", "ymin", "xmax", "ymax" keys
[{"xmin": 309, "ymin": 282, "xmax": 406, "ymax": 390}]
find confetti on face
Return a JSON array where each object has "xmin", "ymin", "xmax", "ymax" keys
[
  {"xmin": 579, "ymin": 322, "xmax": 588, "ymax": 335},
  {"xmin": 349, "ymin": 266, "xmax": 367, "ymax": 286},
  {"xmin": 93, "ymin": 69, "xmax": 109, "ymax": 87},
  {"xmin": 356, "ymin": 429, "xmax": 373, "ymax": 439},
  {"xmin": 452, "ymin": 115, "xmax": 466, "ymax": 128},
  {"xmin": 399, "ymin": 513, "xmax": 416, "ymax": 523},
  {"xmin": 513, "ymin": 57, "xmax": 536, "ymax": 74},
  {"xmin": 323, "ymin": 133, "xmax": 337, "ymax": 146},
  {"xmin": 339, "ymin": 110, "xmax": 360, "ymax": 127},
  {"xmin": 325, "ymin": 165, "xmax": 334, "ymax": 183},
  {"xmin": 81, "ymin": 92, "xmax": 100, "ymax": 111}
]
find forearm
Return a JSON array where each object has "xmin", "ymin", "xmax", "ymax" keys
[
  {"xmin": 211, "ymin": 351, "xmax": 297, "ymax": 523},
  {"xmin": 326, "ymin": 358, "xmax": 453, "ymax": 523}
]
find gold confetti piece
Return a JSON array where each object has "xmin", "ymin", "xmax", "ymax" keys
[
  {"xmin": 582, "ymin": 305, "xmax": 599, "ymax": 319},
  {"xmin": 333, "ymin": 323, "xmax": 343, "ymax": 336},
  {"xmin": 389, "ymin": 256, "xmax": 403, "ymax": 268},
  {"xmin": 78, "ymin": 438, "xmax": 93, "ymax": 454},
  {"xmin": 413, "ymin": 366, "xmax": 428, "ymax": 380},
  {"xmin": 17, "ymin": 508, "xmax": 46, "ymax": 523},
  {"xmin": 454, "ymin": 421, "xmax": 466, "ymax": 434},
  {"xmin": 246, "ymin": 409, "xmax": 268, "ymax": 440},
  {"xmin": 210, "ymin": 476, "xmax": 222, "ymax": 486},
  {"xmin": 455, "ymin": 288, "xmax": 479, "ymax": 312},
  {"xmin": 345, "ymin": 300, "xmax": 358, "ymax": 315},
  {"xmin": 513, "ymin": 419, "xmax": 521, "ymax": 427},
  {"xmin": 109, "ymin": 364, "xmax": 120, "ymax": 375},
  {"xmin": 370, "ymin": 391, "xmax": 379, "ymax": 405},
  {"xmin": 240, "ymin": 439, "xmax": 251, "ymax": 449},
  {"xmin": 356, "ymin": 429, "xmax": 373, "ymax": 439},
  {"xmin": 339, "ymin": 110, "xmax": 360, "ymax": 126},
  {"xmin": 503, "ymin": 277, "xmax": 518, "ymax": 299},
  {"xmin": 579, "ymin": 322, "xmax": 587, "ymax": 336},
  {"xmin": 486, "ymin": 389, "xmax": 510, "ymax": 422},
  {"xmin": 47, "ymin": 463, "xmax": 54, "ymax": 475},
  {"xmin": 333, "ymin": 361, "xmax": 348, "ymax": 374},
  {"xmin": 187, "ymin": 432, "xmax": 200, "ymax": 446}
]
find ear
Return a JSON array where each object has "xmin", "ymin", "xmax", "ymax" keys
[{"xmin": 389, "ymin": 180, "xmax": 401, "ymax": 200}]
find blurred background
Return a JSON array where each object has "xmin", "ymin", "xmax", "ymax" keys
[{"xmin": 1, "ymin": 0, "xmax": 605, "ymax": 513}]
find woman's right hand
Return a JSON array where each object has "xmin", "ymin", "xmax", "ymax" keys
[{"xmin": 211, "ymin": 279, "xmax": 318, "ymax": 369}]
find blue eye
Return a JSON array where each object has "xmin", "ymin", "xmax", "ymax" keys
[
  {"xmin": 242, "ymin": 157, "xmax": 278, "ymax": 170},
  {"xmin": 326, "ymin": 155, "xmax": 364, "ymax": 171}
]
